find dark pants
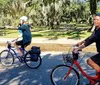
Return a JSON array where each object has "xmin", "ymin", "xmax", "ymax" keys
[
  {"xmin": 16, "ymin": 40, "xmax": 31, "ymax": 49},
  {"xmin": 90, "ymin": 53, "xmax": 100, "ymax": 66}
]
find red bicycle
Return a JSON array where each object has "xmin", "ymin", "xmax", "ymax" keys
[{"xmin": 50, "ymin": 47, "xmax": 100, "ymax": 85}]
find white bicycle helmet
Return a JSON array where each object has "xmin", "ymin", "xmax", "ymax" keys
[{"xmin": 20, "ymin": 16, "xmax": 28, "ymax": 22}]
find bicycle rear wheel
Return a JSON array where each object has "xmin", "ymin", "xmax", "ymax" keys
[
  {"xmin": 0, "ymin": 50, "xmax": 14, "ymax": 67},
  {"xmin": 51, "ymin": 64, "xmax": 80, "ymax": 85},
  {"xmin": 24, "ymin": 52, "xmax": 42, "ymax": 69}
]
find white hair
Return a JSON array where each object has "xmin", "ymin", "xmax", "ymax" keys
[{"xmin": 20, "ymin": 16, "xmax": 28, "ymax": 22}]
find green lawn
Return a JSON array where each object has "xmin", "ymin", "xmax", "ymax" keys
[
  {"xmin": 32, "ymin": 30, "xmax": 91, "ymax": 39},
  {"xmin": 0, "ymin": 27, "xmax": 91, "ymax": 39}
]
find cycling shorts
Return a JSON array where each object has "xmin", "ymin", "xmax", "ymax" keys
[
  {"xmin": 16, "ymin": 40, "xmax": 31, "ymax": 48},
  {"xmin": 90, "ymin": 53, "xmax": 100, "ymax": 66}
]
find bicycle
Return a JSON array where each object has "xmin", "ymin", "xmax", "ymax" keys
[
  {"xmin": 0, "ymin": 39, "xmax": 42, "ymax": 69},
  {"xmin": 50, "ymin": 46, "xmax": 100, "ymax": 85}
]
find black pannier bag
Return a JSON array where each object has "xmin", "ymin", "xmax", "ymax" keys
[
  {"xmin": 29, "ymin": 46, "xmax": 41, "ymax": 62},
  {"xmin": 30, "ymin": 54, "xmax": 39, "ymax": 62}
]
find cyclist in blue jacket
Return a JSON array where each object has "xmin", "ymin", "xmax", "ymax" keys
[{"xmin": 14, "ymin": 16, "xmax": 32, "ymax": 55}]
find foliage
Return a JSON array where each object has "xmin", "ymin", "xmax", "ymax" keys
[{"xmin": 0, "ymin": 0, "xmax": 97, "ymax": 30}]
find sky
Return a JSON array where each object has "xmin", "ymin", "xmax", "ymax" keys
[{"xmin": 80, "ymin": 0, "xmax": 85, "ymax": 2}]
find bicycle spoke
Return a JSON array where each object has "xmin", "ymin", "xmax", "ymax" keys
[
  {"xmin": 51, "ymin": 65, "xmax": 80, "ymax": 85},
  {"xmin": 24, "ymin": 53, "xmax": 42, "ymax": 69},
  {"xmin": 0, "ymin": 50, "xmax": 14, "ymax": 67}
]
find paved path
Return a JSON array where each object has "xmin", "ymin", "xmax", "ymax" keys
[
  {"xmin": 0, "ymin": 51, "xmax": 97, "ymax": 85},
  {"xmin": 0, "ymin": 38, "xmax": 97, "ymax": 85}
]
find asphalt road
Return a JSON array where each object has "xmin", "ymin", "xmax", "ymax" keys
[{"xmin": 0, "ymin": 51, "xmax": 97, "ymax": 85}]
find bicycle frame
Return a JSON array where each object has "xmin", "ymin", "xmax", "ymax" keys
[
  {"xmin": 1, "ymin": 40, "xmax": 42, "ymax": 69},
  {"xmin": 64, "ymin": 60, "xmax": 100, "ymax": 84},
  {"xmin": 7, "ymin": 47, "xmax": 25, "ymax": 62},
  {"xmin": 6, "ymin": 40, "xmax": 28, "ymax": 63}
]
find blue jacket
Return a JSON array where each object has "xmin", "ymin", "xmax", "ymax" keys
[{"xmin": 18, "ymin": 24, "xmax": 32, "ymax": 44}]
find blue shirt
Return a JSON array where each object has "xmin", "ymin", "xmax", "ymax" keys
[
  {"xmin": 18, "ymin": 24, "xmax": 32, "ymax": 44},
  {"xmin": 19, "ymin": 30, "xmax": 22, "ymax": 34}
]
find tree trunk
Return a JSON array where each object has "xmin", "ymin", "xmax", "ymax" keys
[{"xmin": 90, "ymin": 0, "xmax": 97, "ymax": 15}]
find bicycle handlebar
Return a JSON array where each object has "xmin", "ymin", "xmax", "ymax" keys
[
  {"xmin": 72, "ymin": 45, "xmax": 82, "ymax": 60},
  {"xmin": 11, "ymin": 38, "xmax": 19, "ymax": 42},
  {"xmin": 6, "ymin": 38, "xmax": 19, "ymax": 44},
  {"xmin": 6, "ymin": 38, "xmax": 19, "ymax": 49}
]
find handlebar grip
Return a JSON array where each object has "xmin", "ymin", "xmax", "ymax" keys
[{"xmin": 72, "ymin": 51, "xmax": 79, "ymax": 60}]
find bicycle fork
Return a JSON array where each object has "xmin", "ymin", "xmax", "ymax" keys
[
  {"xmin": 63, "ymin": 63, "xmax": 74, "ymax": 80},
  {"xmin": 6, "ymin": 49, "xmax": 11, "ymax": 59}
]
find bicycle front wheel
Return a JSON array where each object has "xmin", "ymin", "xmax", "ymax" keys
[
  {"xmin": 51, "ymin": 65, "xmax": 80, "ymax": 85},
  {"xmin": 0, "ymin": 50, "xmax": 14, "ymax": 67},
  {"xmin": 24, "ymin": 52, "xmax": 42, "ymax": 69}
]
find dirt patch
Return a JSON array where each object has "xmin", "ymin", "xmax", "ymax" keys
[
  {"xmin": 27, "ymin": 43, "xmax": 96, "ymax": 52},
  {"xmin": 0, "ymin": 43, "xmax": 96, "ymax": 52}
]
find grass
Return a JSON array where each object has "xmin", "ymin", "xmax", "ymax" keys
[
  {"xmin": 0, "ymin": 25, "xmax": 92, "ymax": 39},
  {"xmin": 0, "ymin": 29, "xmax": 19, "ymax": 38}
]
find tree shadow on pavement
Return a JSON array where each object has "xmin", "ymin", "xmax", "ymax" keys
[
  {"xmin": 0, "ymin": 52, "xmax": 63, "ymax": 85},
  {"xmin": 0, "ymin": 52, "xmax": 97, "ymax": 85}
]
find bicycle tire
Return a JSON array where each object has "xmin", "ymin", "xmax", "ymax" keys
[
  {"xmin": 0, "ymin": 50, "xmax": 14, "ymax": 67},
  {"xmin": 51, "ymin": 64, "xmax": 80, "ymax": 85},
  {"xmin": 24, "ymin": 52, "xmax": 42, "ymax": 69}
]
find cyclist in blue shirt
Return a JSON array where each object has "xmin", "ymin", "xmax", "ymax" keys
[{"xmin": 14, "ymin": 16, "xmax": 32, "ymax": 55}]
